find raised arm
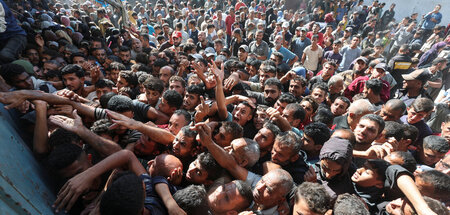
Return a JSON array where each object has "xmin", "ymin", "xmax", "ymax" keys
[
  {"xmin": 53, "ymin": 150, "xmax": 146, "ymax": 213},
  {"xmin": 107, "ymin": 110, "xmax": 175, "ymax": 145},
  {"xmin": 49, "ymin": 110, "xmax": 122, "ymax": 157},
  {"xmin": 31, "ymin": 100, "xmax": 49, "ymax": 157},
  {"xmin": 397, "ymin": 174, "xmax": 437, "ymax": 215},
  {"xmin": 212, "ymin": 62, "xmax": 228, "ymax": 121},
  {"xmin": 193, "ymin": 123, "xmax": 248, "ymax": 181}
]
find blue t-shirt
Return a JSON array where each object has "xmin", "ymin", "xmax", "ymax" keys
[
  {"xmin": 291, "ymin": 37, "xmax": 311, "ymax": 58},
  {"xmin": 422, "ymin": 12, "xmax": 442, "ymax": 30},
  {"xmin": 323, "ymin": 51, "xmax": 343, "ymax": 66},
  {"xmin": 141, "ymin": 174, "xmax": 180, "ymax": 215},
  {"xmin": 269, "ymin": 46, "xmax": 297, "ymax": 64}
]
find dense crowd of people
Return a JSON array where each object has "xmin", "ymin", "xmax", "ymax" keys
[{"xmin": 0, "ymin": 0, "xmax": 449, "ymax": 214}]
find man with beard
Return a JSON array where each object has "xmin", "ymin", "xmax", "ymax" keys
[
  {"xmin": 339, "ymin": 56, "xmax": 368, "ymax": 89},
  {"xmin": 247, "ymin": 78, "xmax": 282, "ymax": 107},
  {"xmin": 130, "ymin": 38, "xmax": 143, "ymax": 59},
  {"xmin": 269, "ymin": 35, "xmax": 298, "ymax": 67},
  {"xmin": 394, "ymin": 69, "xmax": 432, "ymax": 107},
  {"xmin": 61, "ymin": 64, "xmax": 91, "ymax": 98},
  {"xmin": 291, "ymin": 27, "xmax": 311, "ymax": 59},
  {"xmin": 159, "ymin": 31, "xmax": 183, "ymax": 52},
  {"xmin": 196, "ymin": 31, "xmax": 214, "ymax": 53},
  {"xmin": 249, "ymin": 30, "xmax": 269, "ymax": 60}
]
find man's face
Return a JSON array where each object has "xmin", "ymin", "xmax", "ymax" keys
[
  {"xmin": 208, "ymin": 181, "xmax": 248, "ymax": 213},
  {"xmin": 282, "ymin": 108, "xmax": 299, "ymax": 127},
  {"xmin": 132, "ymin": 39, "xmax": 142, "ymax": 52},
  {"xmin": 300, "ymin": 30, "xmax": 307, "ymax": 39},
  {"xmin": 119, "ymin": 51, "xmax": 131, "ymax": 64},
  {"xmin": 43, "ymin": 62, "xmax": 59, "ymax": 75},
  {"xmin": 331, "ymin": 99, "xmax": 349, "ymax": 116},
  {"xmin": 406, "ymin": 107, "xmax": 427, "ymax": 124},
  {"xmin": 172, "ymin": 131, "xmax": 195, "ymax": 159},
  {"xmin": 157, "ymin": 97, "xmax": 174, "ymax": 116},
  {"xmin": 351, "ymin": 162, "xmax": 382, "ymax": 188},
  {"xmin": 271, "ymin": 140, "xmax": 295, "ymax": 166},
  {"xmin": 300, "ymin": 101, "xmax": 314, "ymax": 120},
  {"xmin": 116, "ymin": 76, "xmax": 128, "ymax": 89},
  {"xmin": 264, "ymin": 85, "xmax": 281, "ymax": 107},
  {"xmin": 351, "ymin": 37, "xmax": 360, "ymax": 47},
  {"xmin": 213, "ymin": 126, "xmax": 234, "ymax": 148},
  {"xmin": 159, "ymin": 68, "xmax": 172, "ymax": 85},
  {"xmin": 289, "ymin": 80, "xmax": 305, "ymax": 98},
  {"xmin": 134, "ymin": 135, "xmax": 157, "ymax": 156},
  {"xmin": 110, "ymin": 69, "xmax": 120, "ymax": 83},
  {"xmin": 186, "ymin": 159, "xmax": 209, "ymax": 184},
  {"xmin": 256, "ymin": 32, "xmax": 263, "ymax": 42},
  {"xmin": 26, "ymin": 49, "xmax": 40, "ymax": 65},
  {"xmin": 198, "ymin": 32, "xmax": 205, "ymax": 42},
  {"xmin": 274, "ymin": 36, "xmax": 283, "ymax": 47},
  {"xmin": 253, "ymin": 172, "xmax": 286, "ymax": 208},
  {"xmin": 168, "ymin": 114, "xmax": 187, "ymax": 135},
  {"xmin": 253, "ymin": 110, "xmax": 269, "ymax": 130},
  {"xmin": 172, "ymin": 36, "xmax": 181, "ymax": 46},
  {"xmin": 354, "ymin": 119, "xmax": 380, "ymax": 145},
  {"xmin": 183, "ymin": 92, "xmax": 200, "ymax": 111},
  {"xmin": 311, "ymin": 88, "xmax": 326, "ymax": 104},
  {"xmin": 354, "ymin": 60, "xmax": 367, "ymax": 73},
  {"xmin": 320, "ymin": 158, "xmax": 343, "ymax": 180},
  {"xmin": 169, "ymin": 81, "xmax": 185, "ymax": 96},
  {"xmin": 419, "ymin": 147, "xmax": 445, "ymax": 167},
  {"xmin": 238, "ymin": 49, "xmax": 248, "ymax": 61},
  {"xmin": 96, "ymin": 87, "xmax": 112, "ymax": 99},
  {"xmin": 274, "ymin": 100, "xmax": 288, "ymax": 114},
  {"xmin": 58, "ymin": 153, "xmax": 91, "ymax": 179},
  {"xmin": 72, "ymin": 56, "xmax": 86, "ymax": 66},
  {"xmin": 12, "ymin": 72, "xmax": 33, "ymax": 90},
  {"xmin": 322, "ymin": 64, "xmax": 335, "ymax": 79},
  {"xmin": 232, "ymin": 103, "xmax": 253, "ymax": 126},
  {"xmin": 380, "ymin": 105, "xmax": 403, "ymax": 122},
  {"xmin": 63, "ymin": 73, "xmax": 84, "ymax": 92},
  {"xmin": 94, "ymin": 49, "xmax": 106, "ymax": 63},
  {"xmin": 403, "ymin": 80, "xmax": 421, "ymax": 91},
  {"xmin": 441, "ymin": 122, "xmax": 450, "ymax": 143},
  {"xmin": 254, "ymin": 127, "xmax": 275, "ymax": 152}
]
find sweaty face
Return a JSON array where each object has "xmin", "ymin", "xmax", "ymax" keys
[
  {"xmin": 213, "ymin": 126, "xmax": 234, "ymax": 148},
  {"xmin": 208, "ymin": 181, "xmax": 248, "ymax": 213},
  {"xmin": 300, "ymin": 101, "xmax": 314, "ymax": 120},
  {"xmin": 145, "ymin": 89, "xmax": 161, "ymax": 106},
  {"xmin": 159, "ymin": 68, "xmax": 172, "ymax": 85},
  {"xmin": 134, "ymin": 135, "xmax": 157, "ymax": 156},
  {"xmin": 311, "ymin": 88, "xmax": 326, "ymax": 104},
  {"xmin": 419, "ymin": 148, "xmax": 445, "ymax": 167},
  {"xmin": 172, "ymin": 131, "xmax": 195, "ymax": 159},
  {"xmin": 157, "ymin": 98, "xmax": 173, "ymax": 116},
  {"xmin": 253, "ymin": 110, "xmax": 269, "ymax": 130},
  {"xmin": 354, "ymin": 119, "xmax": 380, "ymax": 145},
  {"xmin": 63, "ymin": 73, "xmax": 84, "ymax": 92},
  {"xmin": 169, "ymin": 81, "xmax": 185, "ymax": 96},
  {"xmin": 253, "ymin": 172, "xmax": 286, "ymax": 208},
  {"xmin": 331, "ymin": 99, "xmax": 348, "ymax": 116},
  {"xmin": 168, "ymin": 114, "xmax": 187, "ymax": 135}
]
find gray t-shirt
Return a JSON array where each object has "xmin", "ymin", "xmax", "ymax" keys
[{"xmin": 339, "ymin": 46, "xmax": 361, "ymax": 71}]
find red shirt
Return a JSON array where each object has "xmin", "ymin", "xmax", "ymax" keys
[
  {"xmin": 306, "ymin": 32, "xmax": 324, "ymax": 47},
  {"xmin": 225, "ymin": 15, "xmax": 235, "ymax": 35},
  {"xmin": 344, "ymin": 76, "xmax": 390, "ymax": 103},
  {"xmin": 235, "ymin": 2, "xmax": 246, "ymax": 11}
]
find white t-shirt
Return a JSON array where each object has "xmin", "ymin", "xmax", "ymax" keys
[{"xmin": 303, "ymin": 45, "xmax": 323, "ymax": 71}]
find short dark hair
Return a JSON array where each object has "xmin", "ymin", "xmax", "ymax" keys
[
  {"xmin": 384, "ymin": 121, "xmax": 404, "ymax": 141},
  {"xmin": 285, "ymin": 103, "xmax": 306, "ymax": 121},
  {"xmin": 173, "ymin": 109, "xmax": 192, "ymax": 125},
  {"xmin": 119, "ymin": 70, "xmax": 138, "ymax": 88},
  {"xmin": 294, "ymin": 182, "xmax": 331, "ymax": 214},
  {"xmin": 390, "ymin": 151, "xmax": 417, "ymax": 173},
  {"xmin": 234, "ymin": 180, "xmax": 253, "ymax": 211},
  {"xmin": 365, "ymin": 79, "xmax": 383, "ymax": 95},
  {"xmin": 143, "ymin": 77, "xmax": 165, "ymax": 93},
  {"xmin": 100, "ymin": 92, "xmax": 117, "ymax": 109},
  {"xmin": 46, "ymin": 143, "xmax": 83, "ymax": 172},
  {"xmin": 48, "ymin": 128, "xmax": 81, "ymax": 148},
  {"xmin": 173, "ymin": 185, "xmax": 210, "ymax": 215},
  {"xmin": 313, "ymin": 108, "xmax": 334, "ymax": 127},
  {"xmin": 417, "ymin": 170, "xmax": 450, "ymax": 199},
  {"xmin": 100, "ymin": 172, "xmax": 144, "ymax": 215},
  {"xmin": 423, "ymin": 135, "xmax": 449, "ymax": 153},
  {"xmin": 302, "ymin": 96, "xmax": 319, "ymax": 113},
  {"xmin": 312, "ymin": 82, "xmax": 329, "ymax": 94},
  {"xmin": 95, "ymin": 79, "xmax": 115, "ymax": 89},
  {"xmin": 110, "ymin": 62, "xmax": 126, "ymax": 70},
  {"xmin": 263, "ymin": 122, "xmax": 281, "ymax": 137},
  {"xmin": 61, "ymin": 64, "xmax": 85, "ymax": 78},
  {"xmin": 163, "ymin": 90, "xmax": 183, "ymax": 109},
  {"xmin": 304, "ymin": 122, "xmax": 331, "ymax": 146},
  {"xmin": 186, "ymin": 84, "xmax": 205, "ymax": 97},
  {"xmin": 278, "ymin": 93, "xmax": 297, "ymax": 104},
  {"xmin": 264, "ymin": 77, "xmax": 282, "ymax": 90},
  {"xmin": 360, "ymin": 114, "xmax": 385, "ymax": 134},
  {"xmin": 221, "ymin": 121, "xmax": 244, "ymax": 140},
  {"xmin": 410, "ymin": 98, "xmax": 434, "ymax": 113},
  {"xmin": 107, "ymin": 95, "xmax": 133, "ymax": 112},
  {"xmin": 334, "ymin": 194, "xmax": 370, "ymax": 215},
  {"xmin": 197, "ymin": 152, "xmax": 223, "ymax": 181},
  {"xmin": 0, "ymin": 63, "xmax": 28, "ymax": 85}
]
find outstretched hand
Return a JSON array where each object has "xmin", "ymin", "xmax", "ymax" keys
[
  {"xmin": 106, "ymin": 110, "xmax": 139, "ymax": 130},
  {"xmin": 48, "ymin": 110, "xmax": 83, "ymax": 133}
]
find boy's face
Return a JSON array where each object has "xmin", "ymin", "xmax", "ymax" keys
[
  {"xmin": 406, "ymin": 107, "xmax": 427, "ymax": 124},
  {"xmin": 145, "ymin": 89, "xmax": 161, "ymax": 106},
  {"xmin": 351, "ymin": 162, "xmax": 383, "ymax": 188}
]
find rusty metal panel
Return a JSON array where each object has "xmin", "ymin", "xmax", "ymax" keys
[{"xmin": 0, "ymin": 104, "xmax": 57, "ymax": 215}]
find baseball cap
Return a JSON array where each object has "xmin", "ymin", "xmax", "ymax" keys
[
  {"xmin": 374, "ymin": 63, "xmax": 387, "ymax": 71},
  {"xmin": 189, "ymin": 53, "xmax": 203, "ymax": 60},
  {"xmin": 355, "ymin": 56, "xmax": 368, "ymax": 64},
  {"xmin": 345, "ymin": 27, "xmax": 353, "ymax": 31},
  {"xmin": 282, "ymin": 22, "xmax": 289, "ymax": 28},
  {"xmin": 239, "ymin": 45, "xmax": 249, "ymax": 52},
  {"xmin": 402, "ymin": 69, "xmax": 431, "ymax": 82},
  {"xmin": 205, "ymin": 47, "xmax": 216, "ymax": 57}
]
